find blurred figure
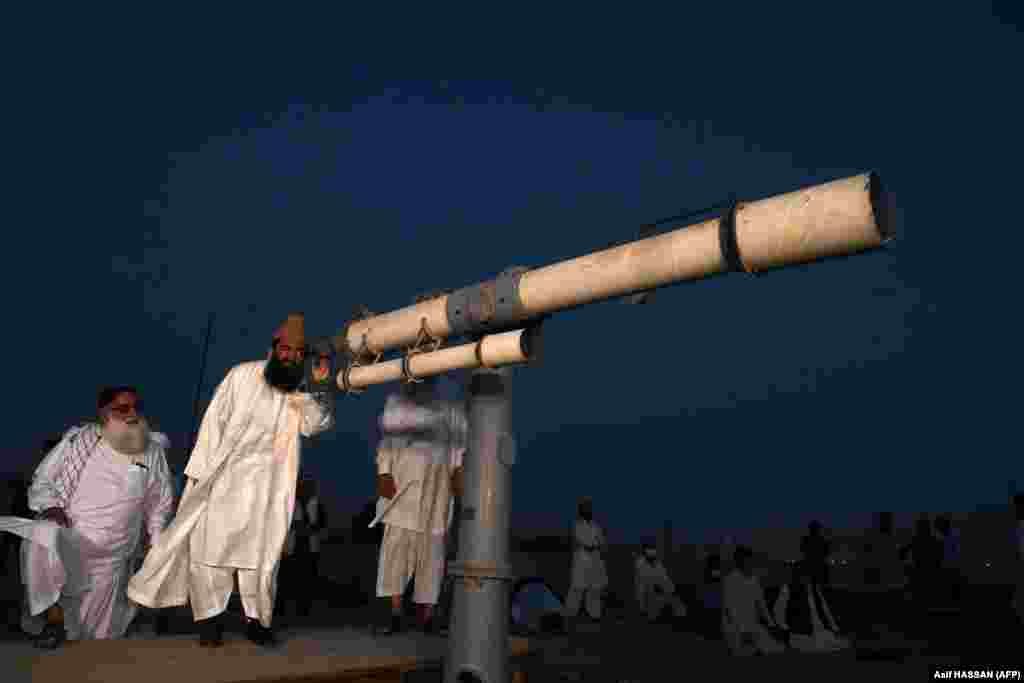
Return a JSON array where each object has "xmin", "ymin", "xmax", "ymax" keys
[
  {"xmin": 722, "ymin": 546, "xmax": 785, "ymax": 656},
  {"xmin": 563, "ymin": 497, "xmax": 608, "ymax": 626},
  {"xmin": 933, "ymin": 514, "xmax": 962, "ymax": 603},
  {"xmin": 634, "ymin": 539, "xmax": 687, "ymax": 625},
  {"xmin": 863, "ymin": 511, "xmax": 903, "ymax": 588},
  {"xmin": 902, "ymin": 516, "xmax": 942, "ymax": 605},
  {"xmin": 800, "ymin": 521, "xmax": 831, "ymax": 586},
  {"xmin": 697, "ymin": 553, "xmax": 725, "ymax": 639},
  {"xmin": 773, "ymin": 561, "xmax": 851, "ymax": 653},
  {"xmin": 281, "ymin": 477, "xmax": 328, "ymax": 619},
  {"xmin": 373, "ymin": 374, "xmax": 467, "ymax": 635}
]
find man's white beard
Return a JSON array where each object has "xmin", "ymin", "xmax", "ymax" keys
[{"xmin": 104, "ymin": 416, "xmax": 150, "ymax": 456}]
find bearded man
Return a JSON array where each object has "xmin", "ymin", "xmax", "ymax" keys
[
  {"xmin": 0, "ymin": 387, "xmax": 174, "ymax": 648},
  {"xmin": 127, "ymin": 314, "xmax": 334, "ymax": 648}
]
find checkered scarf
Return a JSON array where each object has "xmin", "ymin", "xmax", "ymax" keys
[{"xmin": 50, "ymin": 422, "xmax": 103, "ymax": 510}]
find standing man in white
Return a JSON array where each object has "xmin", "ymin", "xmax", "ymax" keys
[
  {"xmin": 563, "ymin": 497, "xmax": 608, "ymax": 626},
  {"xmin": 127, "ymin": 314, "xmax": 334, "ymax": 648}
]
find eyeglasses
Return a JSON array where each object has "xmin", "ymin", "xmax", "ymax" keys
[{"xmin": 109, "ymin": 401, "xmax": 143, "ymax": 416}]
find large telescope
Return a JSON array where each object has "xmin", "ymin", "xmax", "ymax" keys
[{"xmin": 333, "ymin": 171, "xmax": 893, "ymax": 388}]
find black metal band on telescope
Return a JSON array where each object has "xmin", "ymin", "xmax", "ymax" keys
[{"xmin": 717, "ymin": 200, "xmax": 748, "ymax": 274}]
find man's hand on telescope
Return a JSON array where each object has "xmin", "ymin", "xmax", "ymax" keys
[{"xmin": 378, "ymin": 474, "xmax": 397, "ymax": 499}]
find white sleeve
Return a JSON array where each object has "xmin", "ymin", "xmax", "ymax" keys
[
  {"xmin": 634, "ymin": 559, "xmax": 646, "ymax": 604},
  {"xmin": 755, "ymin": 579, "xmax": 775, "ymax": 626},
  {"xmin": 660, "ymin": 564, "xmax": 676, "ymax": 594},
  {"xmin": 448, "ymin": 404, "xmax": 468, "ymax": 470},
  {"xmin": 376, "ymin": 443, "xmax": 394, "ymax": 476},
  {"xmin": 27, "ymin": 439, "xmax": 70, "ymax": 513},
  {"xmin": 143, "ymin": 447, "xmax": 175, "ymax": 545},
  {"xmin": 184, "ymin": 370, "xmax": 235, "ymax": 481},
  {"xmin": 772, "ymin": 585, "xmax": 790, "ymax": 630}
]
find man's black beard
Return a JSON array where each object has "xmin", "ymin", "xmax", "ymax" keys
[{"xmin": 265, "ymin": 354, "xmax": 304, "ymax": 392}]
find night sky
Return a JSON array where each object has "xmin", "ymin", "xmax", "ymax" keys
[{"xmin": 5, "ymin": 4, "xmax": 1021, "ymax": 544}]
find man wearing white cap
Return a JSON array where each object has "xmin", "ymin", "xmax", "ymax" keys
[
  {"xmin": 0, "ymin": 387, "xmax": 175, "ymax": 648},
  {"xmin": 127, "ymin": 313, "xmax": 334, "ymax": 648}
]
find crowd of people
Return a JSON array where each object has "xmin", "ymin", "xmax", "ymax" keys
[{"xmin": 542, "ymin": 505, "xmax": 991, "ymax": 659}]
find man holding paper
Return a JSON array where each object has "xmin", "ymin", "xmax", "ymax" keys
[{"xmin": 373, "ymin": 374, "xmax": 467, "ymax": 635}]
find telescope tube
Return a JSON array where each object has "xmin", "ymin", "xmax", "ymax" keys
[
  {"xmin": 337, "ymin": 328, "xmax": 536, "ymax": 391},
  {"xmin": 334, "ymin": 172, "xmax": 893, "ymax": 359}
]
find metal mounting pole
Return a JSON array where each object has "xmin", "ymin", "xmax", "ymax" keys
[{"xmin": 445, "ymin": 361, "xmax": 516, "ymax": 683}]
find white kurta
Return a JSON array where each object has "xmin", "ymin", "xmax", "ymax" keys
[
  {"xmin": 126, "ymin": 361, "xmax": 332, "ymax": 626},
  {"xmin": 635, "ymin": 556, "xmax": 686, "ymax": 620},
  {"xmin": 772, "ymin": 583, "xmax": 851, "ymax": 653},
  {"xmin": 563, "ymin": 519, "xmax": 608, "ymax": 619},
  {"xmin": 569, "ymin": 520, "xmax": 608, "ymax": 590},
  {"xmin": 721, "ymin": 569, "xmax": 785, "ymax": 656},
  {"xmin": 1, "ymin": 434, "xmax": 174, "ymax": 640}
]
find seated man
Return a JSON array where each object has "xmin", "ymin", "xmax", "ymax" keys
[
  {"xmin": 0, "ymin": 387, "xmax": 174, "ymax": 648},
  {"xmin": 634, "ymin": 541, "xmax": 687, "ymax": 624},
  {"xmin": 773, "ymin": 561, "xmax": 851, "ymax": 653},
  {"xmin": 721, "ymin": 546, "xmax": 786, "ymax": 656}
]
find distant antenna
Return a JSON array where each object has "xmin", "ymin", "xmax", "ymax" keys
[{"xmin": 189, "ymin": 313, "xmax": 215, "ymax": 452}]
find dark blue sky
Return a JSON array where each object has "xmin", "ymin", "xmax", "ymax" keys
[{"xmin": 5, "ymin": 4, "xmax": 1021, "ymax": 543}]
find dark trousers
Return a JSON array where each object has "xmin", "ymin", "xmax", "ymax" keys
[{"xmin": 280, "ymin": 552, "xmax": 320, "ymax": 617}]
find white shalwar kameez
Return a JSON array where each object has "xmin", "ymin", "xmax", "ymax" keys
[
  {"xmin": 772, "ymin": 583, "xmax": 851, "ymax": 653},
  {"xmin": 721, "ymin": 569, "xmax": 785, "ymax": 656},
  {"xmin": 0, "ymin": 432, "xmax": 174, "ymax": 640},
  {"xmin": 564, "ymin": 519, "xmax": 608, "ymax": 619},
  {"xmin": 634, "ymin": 555, "xmax": 687, "ymax": 621},
  {"xmin": 126, "ymin": 361, "xmax": 333, "ymax": 627},
  {"xmin": 375, "ymin": 394, "xmax": 466, "ymax": 606}
]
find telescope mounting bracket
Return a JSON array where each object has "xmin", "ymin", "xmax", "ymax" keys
[
  {"xmin": 400, "ymin": 317, "xmax": 442, "ymax": 383},
  {"xmin": 339, "ymin": 333, "xmax": 385, "ymax": 396}
]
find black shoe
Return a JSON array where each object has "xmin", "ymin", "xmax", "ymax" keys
[
  {"xmin": 197, "ymin": 617, "xmax": 224, "ymax": 648},
  {"xmin": 33, "ymin": 624, "xmax": 65, "ymax": 650},
  {"xmin": 245, "ymin": 618, "xmax": 278, "ymax": 647},
  {"xmin": 374, "ymin": 613, "xmax": 403, "ymax": 636}
]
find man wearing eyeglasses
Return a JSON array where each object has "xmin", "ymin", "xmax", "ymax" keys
[
  {"xmin": 128, "ymin": 313, "xmax": 334, "ymax": 648},
  {"xmin": 0, "ymin": 386, "xmax": 175, "ymax": 648}
]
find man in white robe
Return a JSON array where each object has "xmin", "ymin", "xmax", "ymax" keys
[
  {"xmin": 772, "ymin": 561, "xmax": 851, "ymax": 653},
  {"xmin": 563, "ymin": 498, "xmax": 608, "ymax": 624},
  {"xmin": 0, "ymin": 387, "xmax": 174, "ymax": 648},
  {"xmin": 634, "ymin": 541, "xmax": 687, "ymax": 624},
  {"xmin": 721, "ymin": 545, "xmax": 785, "ymax": 656},
  {"xmin": 126, "ymin": 313, "xmax": 334, "ymax": 647},
  {"xmin": 373, "ymin": 376, "xmax": 467, "ymax": 635}
]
